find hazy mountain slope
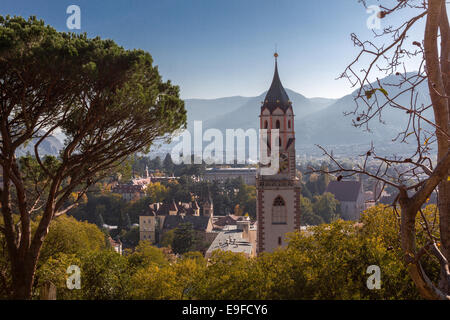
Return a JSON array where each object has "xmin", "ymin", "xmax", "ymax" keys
[
  {"xmin": 19, "ymin": 74, "xmax": 430, "ymax": 158},
  {"xmin": 295, "ymin": 74, "xmax": 432, "ymax": 148},
  {"xmin": 160, "ymin": 73, "xmax": 433, "ymax": 157},
  {"xmin": 205, "ymin": 89, "xmax": 330, "ymax": 131},
  {"xmin": 185, "ymin": 96, "xmax": 251, "ymax": 123},
  {"xmin": 308, "ymin": 97, "xmax": 337, "ymax": 108},
  {"xmin": 16, "ymin": 135, "xmax": 63, "ymax": 157}
]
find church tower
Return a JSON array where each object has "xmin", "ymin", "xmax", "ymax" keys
[{"xmin": 256, "ymin": 53, "xmax": 301, "ymax": 254}]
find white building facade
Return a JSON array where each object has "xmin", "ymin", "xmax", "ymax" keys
[{"xmin": 203, "ymin": 167, "xmax": 257, "ymax": 185}]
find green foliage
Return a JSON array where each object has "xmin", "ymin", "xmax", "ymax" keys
[
  {"xmin": 300, "ymin": 184, "xmax": 313, "ymax": 199},
  {"xmin": 123, "ymin": 197, "xmax": 154, "ymax": 224},
  {"xmin": 0, "ymin": 14, "xmax": 187, "ymax": 160},
  {"xmin": 118, "ymin": 211, "xmax": 132, "ymax": 232},
  {"xmin": 235, "ymin": 181, "xmax": 256, "ymax": 218},
  {"xmin": 36, "ymin": 253, "xmax": 82, "ymax": 300},
  {"xmin": 119, "ymin": 226, "xmax": 140, "ymax": 248},
  {"xmin": 115, "ymin": 159, "xmax": 133, "ymax": 182},
  {"xmin": 172, "ymin": 223, "xmax": 196, "ymax": 255},
  {"xmin": 160, "ymin": 229, "xmax": 175, "ymax": 248},
  {"xmin": 130, "ymin": 256, "xmax": 205, "ymax": 299},
  {"xmin": 4, "ymin": 196, "xmax": 440, "ymax": 300},
  {"xmin": 192, "ymin": 251, "xmax": 258, "ymax": 299},
  {"xmin": 18, "ymin": 155, "xmax": 60, "ymax": 201},
  {"xmin": 79, "ymin": 250, "xmax": 131, "ymax": 300},
  {"xmin": 359, "ymin": 205, "xmax": 441, "ymax": 288},
  {"xmin": 283, "ymin": 205, "xmax": 439, "ymax": 299},
  {"xmin": 304, "ymin": 172, "xmax": 330, "ymax": 196},
  {"xmin": 73, "ymin": 175, "xmax": 257, "ymax": 224},
  {"xmin": 0, "ymin": 161, "xmax": 438, "ymax": 300},
  {"xmin": 145, "ymin": 182, "xmax": 168, "ymax": 202},
  {"xmin": 69, "ymin": 193, "xmax": 127, "ymax": 225},
  {"xmin": 312, "ymin": 192, "xmax": 340, "ymax": 223},
  {"xmin": 127, "ymin": 241, "xmax": 170, "ymax": 271},
  {"xmin": 132, "ymin": 155, "xmax": 163, "ymax": 174},
  {"xmin": 163, "ymin": 153, "xmax": 175, "ymax": 174},
  {"xmin": 365, "ymin": 87, "xmax": 388, "ymax": 99},
  {"xmin": 40, "ymin": 215, "xmax": 106, "ymax": 264},
  {"xmin": 181, "ymin": 251, "xmax": 206, "ymax": 264},
  {"xmin": 82, "ymin": 203, "xmax": 437, "ymax": 300},
  {"xmin": 300, "ymin": 193, "xmax": 340, "ymax": 225},
  {"xmin": 0, "ymin": 14, "xmax": 187, "ymax": 298},
  {"xmin": 31, "ymin": 215, "xmax": 106, "ymax": 298},
  {"xmin": 300, "ymin": 196, "xmax": 324, "ymax": 225}
]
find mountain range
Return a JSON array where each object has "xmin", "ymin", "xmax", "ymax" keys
[
  {"xmin": 16, "ymin": 135, "xmax": 63, "ymax": 157},
  {"xmin": 19, "ymin": 73, "xmax": 433, "ymax": 158},
  {"xmin": 182, "ymin": 73, "xmax": 432, "ymax": 156}
]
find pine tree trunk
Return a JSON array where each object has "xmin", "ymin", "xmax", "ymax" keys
[{"xmin": 11, "ymin": 257, "xmax": 34, "ymax": 300}]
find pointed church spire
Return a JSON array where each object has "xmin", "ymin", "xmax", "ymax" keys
[{"xmin": 262, "ymin": 52, "xmax": 291, "ymax": 113}]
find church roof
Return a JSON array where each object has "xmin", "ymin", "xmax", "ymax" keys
[
  {"xmin": 262, "ymin": 54, "xmax": 291, "ymax": 113},
  {"xmin": 213, "ymin": 214, "xmax": 242, "ymax": 227},
  {"xmin": 326, "ymin": 181, "xmax": 362, "ymax": 202},
  {"xmin": 162, "ymin": 215, "xmax": 211, "ymax": 231}
]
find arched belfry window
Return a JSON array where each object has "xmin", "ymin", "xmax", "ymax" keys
[
  {"xmin": 272, "ymin": 196, "xmax": 287, "ymax": 224},
  {"xmin": 288, "ymin": 120, "xmax": 291, "ymax": 129},
  {"xmin": 264, "ymin": 120, "xmax": 268, "ymax": 129},
  {"xmin": 275, "ymin": 120, "xmax": 281, "ymax": 129}
]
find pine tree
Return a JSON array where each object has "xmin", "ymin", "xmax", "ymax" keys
[
  {"xmin": 172, "ymin": 223, "xmax": 196, "ymax": 254},
  {"xmin": 163, "ymin": 153, "xmax": 174, "ymax": 174}
]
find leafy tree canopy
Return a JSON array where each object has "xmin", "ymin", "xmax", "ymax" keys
[{"xmin": 0, "ymin": 15, "xmax": 186, "ymax": 299}]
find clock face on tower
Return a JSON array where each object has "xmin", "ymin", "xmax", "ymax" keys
[{"xmin": 278, "ymin": 152, "xmax": 289, "ymax": 174}]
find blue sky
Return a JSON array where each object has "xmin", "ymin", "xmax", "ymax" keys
[{"xmin": 1, "ymin": 0, "xmax": 427, "ymax": 99}]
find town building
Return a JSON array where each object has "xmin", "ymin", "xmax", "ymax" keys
[
  {"xmin": 205, "ymin": 216, "xmax": 257, "ymax": 258},
  {"xmin": 203, "ymin": 167, "xmax": 257, "ymax": 185},
  {"xmin": 112, "ymin": 183, "xmax": 146, "ymax": 201},
  {"xmin": 139, "ymin": 198, "xmax": 215, "ymax": 244},
  {"xmin": 212, "ymin": 214, "xmax": 245, "ymax": 230},
  {"xmin": 149, "ymin": 174, "xmax": 179, "ymax": 183},
  {"xmin": 162, "ymin": 214, "xmax": 215, "ymax": 241},
  {"xmin": 108, "ymin": 236, "xmax": 123, "ymax": 255},
  {"xmin": 111, "ymin": 166, "xmax": 182, "ymax": 202},
  {"xmin": 112, "ymin": 167, "xmax": 152, "ymax": 201},
  {"xmin": 325, "ymin": 180, "xmax": 365, "ymax": 220},
  {"xmin": 256, "ymin": 53, "xmax": 301, "ymax": 254}
]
